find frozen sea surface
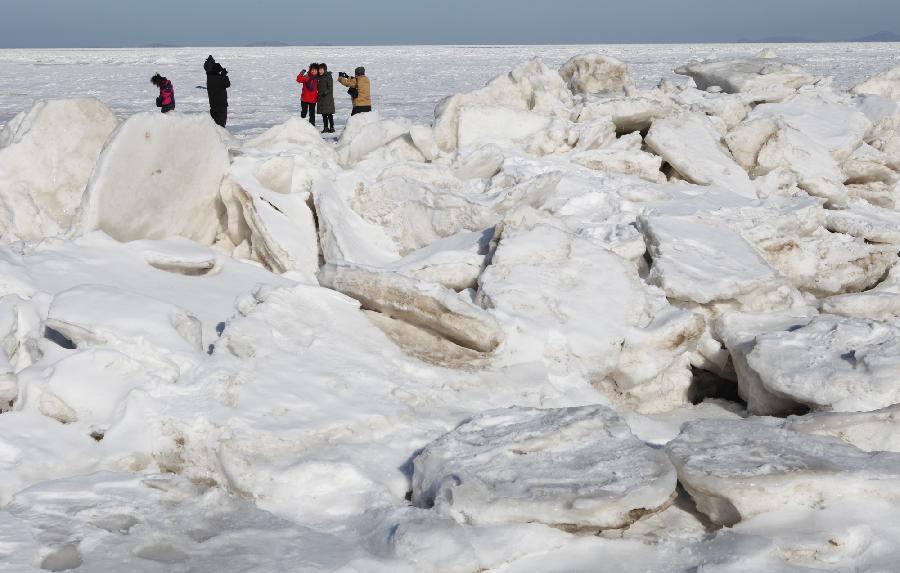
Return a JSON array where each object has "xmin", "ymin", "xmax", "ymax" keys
[{"xmin": 0, "ymin": 43, "xmax": 897, "ymax": 136}]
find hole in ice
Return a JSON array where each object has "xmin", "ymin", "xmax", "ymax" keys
[
  {"xmin": 135, "ymin": 543, "xmax": 189, "ymax": 564},
  {"xmin": 216, "ymin": 322, "xmax": 226, "ymax": 335},
  {"xmin": 44, "ymin": 327, "xmax": 75, "ymax": 350},
  {"xmin": 40, "ymin": 545, "xmax": 83, "ymax": 571},
  {"xmin": 687, "ymin": 368, "xmax": 744, "ymax": 406},
  {"xmin": 840, "ymin": 350, "xmax": 857, "ymax": 366}
]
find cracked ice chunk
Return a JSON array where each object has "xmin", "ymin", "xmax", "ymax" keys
[
  {"xmin": 646, "ymin": 113, "xmax": 757, "ymax": 198},
  {"xmin": 667, "ymin": 418, "xmax": 900, "ymax": 526},
  {"xmin": 786, "ymin": 405, "xmax": 900, "ymax": 453},
  {"xmin": 852, "ymin": 65, "xmax": 900, "ymax": 102},
  {"xmin": 0, "ymin": 99, "xmax": 117, "ymax": 241},
  {"xmin": 713, "ymin": 312, "xmax": 812, "ymax": 416},
  {"xmin": 412, "ymin": 406, "xmax": 677, "ymax": 529},
  {"xmin": 559, "ymin": 52, "xmax": 634, "ymax": 96},
  {"xmin": 825, "ymin": 199, "xmax": 900, "ymax": 244},
  {"xmin": 675, "ymin": 57, "xmax": 817, "ymax": 101},
  {"xmin": 317, "ymin": 264, "xmax": 504, "ymax": 353},
  {"xmin": 641, "ymin": 215, "xmax": 780, "ymax": 305},
  {"xmin": 386, "ymin": 229, "xmax": 493, "ymax": 291},
  {"xmin": 750, "ymin": 96, "xmax": 872, "ymax": 161},
  {"xmin": 76, "ymin": 112, "xmax": 231, "ymax": 244},
  {"xmin": 748, "ymin": 315, "xmax": 900, "ymax": 412},
  {"xmin": 822, "ymin": 260, "xmax": 900, "ymax": 319}
]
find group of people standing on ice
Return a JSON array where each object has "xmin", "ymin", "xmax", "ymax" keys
[
  {"xmin": 149, "ymin": 55, "xmax": 371, "ymax": 134},
  {"xmin": 296, "ymin": 63, "xmax": 372, "ymax": 133}
]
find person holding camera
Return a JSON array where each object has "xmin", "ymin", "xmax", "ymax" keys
[
  {"xmin": 338, "ymin": 67, "xmax": 371, "ymax": 117},
  {"xmin": 296, "ymin": 63, "xmax": 320, "ymax": 127},
  {"xmin": 204, "ymin": 55, "xmax": 231, "ymax": 128},
  {"xmin": 151, "ymin": 73, "xmax": 175, "ymax": 113}
]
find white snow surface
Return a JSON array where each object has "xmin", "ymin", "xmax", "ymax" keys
[{"xmin": 2, "ymin": 44, "xmax": 900, "ymax": 572}]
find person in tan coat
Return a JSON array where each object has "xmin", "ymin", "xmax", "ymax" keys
[{"xmin": 338, "ymin": 66, "xmax": 372, "ymax": 116}]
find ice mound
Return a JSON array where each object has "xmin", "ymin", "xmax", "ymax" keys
[
  {"xmin": 76, "ymin": 112, "xmax": 231, "ymax": 244},
  {"xmin": 747, "ymin": 315, "xmax": 900, "ymax": 412},
  {"xmin": 0, "ymin": 99, "xmax": 117, "ymax": 241},
  {"xmin": 668, "ymin": 419, "xmax": 900, "ymax": 526},
  {"xmin": 318, "ymin": 264, "xmax": 503, "ymax": 353},
  {"xmin": 433, "ymin": 59, "xmax": 575, "ymax": 151},
  {"xmin": 853, "ymin": 64, "xmax": 900, "ymax": 102},
  {"xmin": 559, "ymin": 52, "xmax": 634, "ymax": 96},
  {"xmin": 476, "ymin": 223, "xmax": 702, "ymax": 411},
  {"xmin": 412, "ymin": 406, "xmax": 677, "ymax": 529},
  {"xmin": 675, "ymin": 57, "xmax": 818, "ymax": 101}
]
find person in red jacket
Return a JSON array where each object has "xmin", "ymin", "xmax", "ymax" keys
[
  {"xmin": 296, "ymin": 63, "xmax": 320, "ymax": 127},
  {"xmin": 151, "ymin": 73, "xmax": 175, "ymax": 113}
]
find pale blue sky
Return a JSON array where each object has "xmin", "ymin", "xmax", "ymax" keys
[{"xmin": 2, "ymin": 0, "xmax": 898, "ymax": 47}]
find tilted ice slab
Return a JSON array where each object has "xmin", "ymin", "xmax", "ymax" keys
[
  {"xmin": 852, "ymin": 64, "xmax": 900, "ymax": 102},
  {"xmin": 318, "ymin": 264, "xmax": 504, "ymax": 353},
  {"xmin": 412, "ymin": 406, "xmax": 677, "ymax": 529},
  {"xmin": 0, "ymin": 99, "xmax": 117, "ymax": 241},
  {"xmin": 227, "ymin": 157, "xmax": 319, "ymax": 280},
  {"xmin": 384, "ymin": 228, "xmax": 493, "ymax": 291},
  {"xmin": 667, "ymin": 419, "xmax": 900, "ymax": 526},
  {"xmin": 640, "ymin": 215, "xmax": 781, "ymax": 305},
  {"xmin": 645, "ymin": 112, "xmax": 757, "ymax": 199},
  {"xmin": 76, "ymin": 112, "xmax": 231, "ymax": 244},
  {"xmin": 675, "ymin": 57, "xmax": 817, "ymax": 101},
  {"xmin": 747, "ymin": 315, "xmax": 900, "ymax": 412}
]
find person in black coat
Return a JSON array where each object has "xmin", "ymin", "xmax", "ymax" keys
[
  {"xmin": 317, "ymin": 63, "xmax": 336, "ymax": 134},
  {"xmin": 204, "ymin": 55, "xmax": 231, "ymax": 128}
]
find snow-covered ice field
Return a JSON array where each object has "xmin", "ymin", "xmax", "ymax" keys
[
  {"xmin": 2, "ymin": 43, "xmax": 900, "ymax": 572},
  {"xmin": 1, "ymin": 43, "xmax": 898, "ymax": 136}
]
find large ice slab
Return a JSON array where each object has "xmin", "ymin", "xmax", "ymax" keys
[
  {"xmin": 748, "ymin": 315, "xmax": 900, "ymax": 412},
  {"xmin": 668, "ymin": 419, "xmax": 900, "ymax": 526},
  {"xmin": 318, "ymin": 264, "xmax": 504, "ymax": 353},
  {"xmin": 645, "ymin": 113, "xmax": 757, "ymax": 198},
  {"xmin": 0, "ymin": 99, "xmax": 117, "ymax": 241},
  {"xmin": 640, "ymin": 215, "xmax": 781, "ymax": 305},
  {"xmin": 412, "ymin": 406, "xmax": 677, "ymax": 529},
  {"xmin": 76, "ymin": 113, "xmax": 231, "ymax": 244}
]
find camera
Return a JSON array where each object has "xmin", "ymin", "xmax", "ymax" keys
[{"xmin": 338, "ymin": 71, "xmax": 349, "ymax": 78}]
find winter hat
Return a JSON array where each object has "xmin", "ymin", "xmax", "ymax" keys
[{"xmin": 355, "ymin": 66, "xmax": 366, "ymax": 76}]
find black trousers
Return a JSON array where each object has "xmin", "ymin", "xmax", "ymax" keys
[
  {"xmin": 160, "ymin": 104, "xmax": 175, "ymax": 114},
  {"xmin": 301, "ymin": 102, "xmax": 317, "ymax": 125},
  {"xmin": 210, "ymin": 108, "xmax": 227, "ymax": 127},
  {"xmin": 321, "ymin": 114, "xmax": 334, "ymax": 131},
  {"xmin": 351, "ymin": 105, "xmax": 372, "ymax": 116}
]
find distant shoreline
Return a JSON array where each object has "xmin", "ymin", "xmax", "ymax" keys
[{"xmin": 1, "ymin": 40, "xmax": 900, "ymax": 51}]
